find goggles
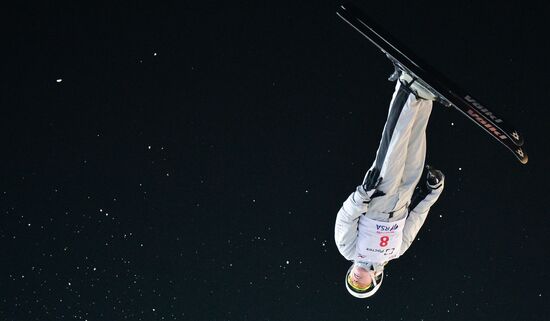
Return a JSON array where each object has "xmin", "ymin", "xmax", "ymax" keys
[{"xmin": 345, "ymin": 262, "xmax": 384, "ymax": 298}]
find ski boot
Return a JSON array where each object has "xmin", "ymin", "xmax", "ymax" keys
[{"xmin": 388, "ymin": 66, "xmax": 439, "ymax": 101}]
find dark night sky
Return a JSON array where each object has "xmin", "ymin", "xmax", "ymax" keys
[{"xmin": 2, "ymin": 0, "xmax": 549, "ymax": 320}]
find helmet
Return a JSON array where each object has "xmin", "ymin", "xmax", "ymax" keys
[{"xmin": 345, "ymin": 262, "xmax": 384, "ymax": 298}]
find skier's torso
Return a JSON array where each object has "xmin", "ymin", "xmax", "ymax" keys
[{"xmin": 355, "ymin": 205, "xmax": 408, "ymax": 264}]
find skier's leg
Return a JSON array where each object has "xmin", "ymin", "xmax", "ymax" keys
[
  {"xmin": 393, "ymin": 98, "xmax": 433, "ymax": 210},
  {"xmin": 365, "ymin": 81, "xmax": 420, "ymax": 216}
]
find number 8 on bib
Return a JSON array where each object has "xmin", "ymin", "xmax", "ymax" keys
[{"xmin": 355, "ymin": 216, "xmax": 407, "ymax": 263}]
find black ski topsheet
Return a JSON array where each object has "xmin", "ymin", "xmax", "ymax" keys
[{"xmin": 337, "ymin": 4, "xmax": 528, "ymax": 164}]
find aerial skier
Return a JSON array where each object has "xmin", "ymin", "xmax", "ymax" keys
[
  {"xmin": 334, "ymin": 71, "xmax": 445, "ymax": 298},
  {"xmin": 334, "ymin": 3, "xmax": 528, "ymax": 299}
]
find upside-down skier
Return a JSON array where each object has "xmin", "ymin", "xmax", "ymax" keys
[{"xmin": 334, "ymin": 70, "xmax": 445, "ymax": 298}]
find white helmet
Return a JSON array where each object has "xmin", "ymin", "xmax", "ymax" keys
[{"xmin": 345, "ymin": 262, "xmax": 384, "ymax": 298}]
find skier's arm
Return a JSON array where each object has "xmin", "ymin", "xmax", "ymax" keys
[
  {"xmin": 335, "ymin": 169, "xmax": 385, "ymax": 260},
  {"xmin": 399, "ymin": 179, "xmax": 444, "ymax": 256},
  {"xmin": 334, "ymin": 187, "xmax": 370, "ymax": 260}
]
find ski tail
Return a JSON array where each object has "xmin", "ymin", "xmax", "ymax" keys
[
  {"xmin": 402, "ymin": 69, "xmax": 528, "ymax": 164},
  {"xmin": 458, "ymin": 93, "xmax": 524, "ymax": 146}
]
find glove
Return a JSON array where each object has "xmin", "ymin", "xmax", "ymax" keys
[
  {"xmin": 425, "ymin": 165, "xmax": 444, "ymax": 190},
  {"xmin": 358, "ymin": 168, "xmax": 386, "ymax": 203}
]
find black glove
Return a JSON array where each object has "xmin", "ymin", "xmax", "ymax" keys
[
  {"xmin": 360, "ymin": 168, "xmax": 386, "ymax": 203},
  {"xmin": 425, "ymin": 165, "xmax": 444, "ymax": 190}
]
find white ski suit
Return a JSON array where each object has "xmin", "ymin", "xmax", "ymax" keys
[{"xmin": 335, "ymin": 81, "xmax": 444, "ymax": 267}]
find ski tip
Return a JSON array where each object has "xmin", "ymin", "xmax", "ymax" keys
[
  {"xmin": 337, "ymin": 3, "xmax": 348, "ymax": 14},
  {"xmin": 516, "ymin": 147, "xmax": 528, "ymax": 164},
  {"xmin": 337, "ymin": 3, "xmax": 362, "ymax": 17},
  {"xmin": 520, "ymin": 156, "xmax": 528, "ymax": 165}
]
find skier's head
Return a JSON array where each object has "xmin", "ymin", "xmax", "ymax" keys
[{"xmin": 345, "ymin": 262, "xmax": 383, "ymax": 298}]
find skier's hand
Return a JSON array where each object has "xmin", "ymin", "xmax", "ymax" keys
[
  {"xmin": 360, "ymin": 168, "xmax": 385, "ymax": 203},
  {"xmin": 426, "ymin": 165, "xmax": 444, "ymax": 190}
]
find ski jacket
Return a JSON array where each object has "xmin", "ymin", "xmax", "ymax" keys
[{"xmin": 334, "ymin": 180, "xmax": 444, "ymax": 262}]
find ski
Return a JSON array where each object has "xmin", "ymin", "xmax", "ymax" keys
[{"xmin": 336, "ymin": 4, "xmax": 528, "ymax": 164}]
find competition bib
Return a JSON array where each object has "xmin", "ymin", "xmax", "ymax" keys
[{"xmin": 355, "ymin": 216, "xmax": 407, "ymax": 263}]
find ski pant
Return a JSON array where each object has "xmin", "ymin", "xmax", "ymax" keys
[{"xmin": 364, "ymin": 80, "xmax": 433, "ymax": 221}]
